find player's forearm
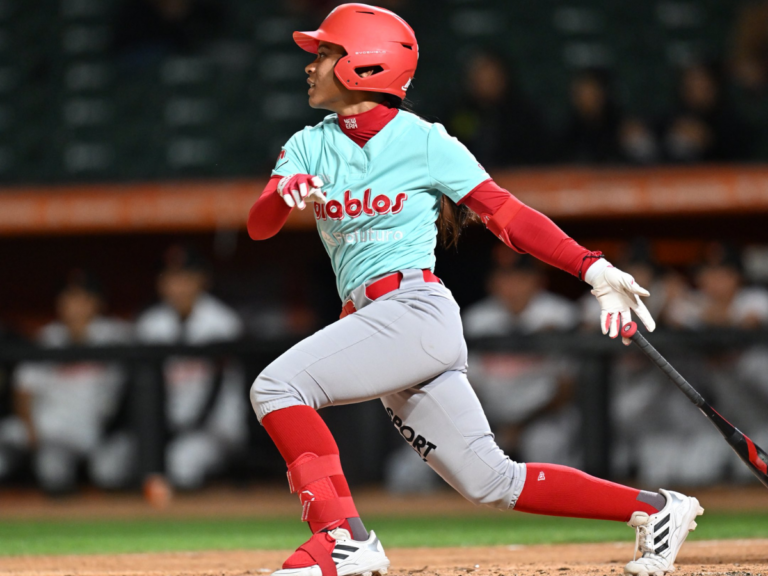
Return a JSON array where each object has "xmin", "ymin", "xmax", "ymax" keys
[
  {"xmin": 247, "ymin": 175, "xmax": 292, "ymax": 240},
  {"xmin": 460, "ymin": 179, "xmax": 601, "ymax": 280}
]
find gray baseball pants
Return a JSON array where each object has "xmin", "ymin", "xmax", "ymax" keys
[{"xmin": 250, "ymin": 269, "xmax": 527, "ymax": 510}]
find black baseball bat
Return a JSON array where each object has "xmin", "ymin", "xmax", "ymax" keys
[{"xmin": 622, "ymin": 322, "xmax": 768, "ymax": 489}]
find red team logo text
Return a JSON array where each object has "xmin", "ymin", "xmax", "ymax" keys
[{"xmin": 314, "ymin": 188, "xmax": 408, "ymax": 221}]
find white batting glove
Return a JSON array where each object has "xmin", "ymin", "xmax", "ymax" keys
[
  {"xmin": 586, "ymin": 259, "xmax": 656, "ymax": 345},
  {"xmin": 277, "ymin": 174, "xmax": 327, "ymax": 210}
]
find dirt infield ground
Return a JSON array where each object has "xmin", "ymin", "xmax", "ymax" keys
[
  {"xmin": 1, "ymin": 540, "xmax": 766, "ymax": 576},
  {"xmin": 0, "ymin": 486, "xmax": 766, "ymax": 576}
]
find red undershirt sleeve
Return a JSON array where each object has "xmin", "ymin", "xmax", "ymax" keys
[
  {"xmin": 247, "ymin": 175, "xmax": 292, "ymax": 240},
  {"xmin": 459, "ymin": 179, "xmax": 602, "ymax": 280}
]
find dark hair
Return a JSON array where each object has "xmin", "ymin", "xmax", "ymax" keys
[
  {"xmin": 384, "ymin": 94, "xmax": 477, "ymax": 249},
  {"xmin": 59, "ymin": 269, "xmax": 103, "ymax": 298}
]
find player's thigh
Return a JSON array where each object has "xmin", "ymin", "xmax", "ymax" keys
[
  {"xmin": 381, "ymin": 370, "xmax": 526, "ymax": 509},
  {"xmin": 251, "ymin": 290, "xmax": 466, "ymax": 421}
]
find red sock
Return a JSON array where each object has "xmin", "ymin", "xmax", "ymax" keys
[
  {"xmin": 515, "ymin": 463, "xmax": 660, "ymax": 522},
  {"xmin": 262, "ymin": 406, "xmax": 358, "ymax": 534}
]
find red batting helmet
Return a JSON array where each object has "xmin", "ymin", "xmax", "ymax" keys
[{"xmin": 293, "ymin": 3, "xmax": 418, "ymax": 99}]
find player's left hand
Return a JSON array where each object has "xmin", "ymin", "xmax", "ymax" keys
[{"xmin": 586, "ymin": 260, "xmax": 656, "ymax": 345}]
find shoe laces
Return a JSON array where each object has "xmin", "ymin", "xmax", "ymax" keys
[{"xmin": 633, "ymin": 522, "xmax": 653, "ymax": 561}]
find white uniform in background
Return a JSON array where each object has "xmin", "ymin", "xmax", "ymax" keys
[
  {"xmin": 463, "ymin": 291, "xmax": 581, "ymax": 466},
  {"xmin": 613, "ymin": 285, "xmax": 768, "ymax": 486},
  {"xmin": 13, "ymin": 317, "xmax": 132, "ymax": 491},
  {"xmin": 135, "ymin": 293, "xmax": 246, "ymax": 489}
]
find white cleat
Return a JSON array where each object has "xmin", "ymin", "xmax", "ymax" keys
[
  {"xmin": 273, "ymin": 528, "xmax": 390, "ymax": 576},
  {"xmin": 624, "ymin": 488, "xmax": 704, "ymax": 576}
]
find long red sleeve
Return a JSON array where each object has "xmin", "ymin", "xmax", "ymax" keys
[
  {"xmin": 248, "ymin": 175, "xmax": 292, "ymax": 240},
  {"xmin": 460, "ymin": 179, "xmax": 602, "ymax": 279}
]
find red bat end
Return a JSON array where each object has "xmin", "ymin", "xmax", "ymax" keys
[{"xmin": 622, "ymin": 322, "xmax": 638, "ymax": 338}]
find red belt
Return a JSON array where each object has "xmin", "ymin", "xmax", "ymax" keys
[{"xmin": 340, "ymin": 270, "xmax": 440, "ymax": 319}]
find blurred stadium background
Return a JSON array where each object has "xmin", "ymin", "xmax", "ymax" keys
[{"xmin": 1, "ymin": 0, "xmax": 768, "ymax": 505}]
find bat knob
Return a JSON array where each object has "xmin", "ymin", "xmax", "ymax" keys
[{"xmin": 622, "ymin": 322, "xmax": 638, "ymax": 338}]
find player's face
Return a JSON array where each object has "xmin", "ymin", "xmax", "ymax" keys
[
  {"xmin": 57, "ymin": 288, "xmax": 100, "ymax": 329},
  {"xmin": 158, "ymin": 270, "xmax": 207, "ymax": 317},
  {"xmin": 305, "ymin": 42, "xmax": 348, "ymax": 110}
]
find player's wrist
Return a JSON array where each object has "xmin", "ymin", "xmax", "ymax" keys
[
  {"xmin": 277, "ymin": 174, "xmax": 297, "ymax": 195},
  {"xmin": 584, "ymin": 258, "xmax": 611, "ymax": 286}
]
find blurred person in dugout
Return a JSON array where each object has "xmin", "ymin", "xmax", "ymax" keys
[
  {"xmin": 446, "ymin": 50, "xmax": 551, "ymax": 169},
  {"xmin": 135, "ymin": 245, "xmax": 247, "ymax": 490},
  {"xmin": 462, "ymin": 250, "xmax": 581, "ymax": 466},
  {"xmin": 384, "ymin": 250, "xmax": 580, "ymax": 494},
  {"xmin": 559, "ymin": 68, "xmax": 659, "ymax": 165},
  {"xmin": 680, "ymin": 243, "xmax": 768, "ymax": 484},
  {"xmin": 578, "ymin": 241, "xmax": 722, "ymax": 485},
  {"xmin": 10, "ymin": 271, "xmax": 132, "ymax": 494},
  {"xmin": 659, "ymin": 61, "xmax": 752, "ymax": 163}
]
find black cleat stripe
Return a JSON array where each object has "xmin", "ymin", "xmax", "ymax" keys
[
  {"xmin": 331, "ymin": 553, "xmax": 349, "ymax": 560},
  {"xmin": 654, "ymin": 527, "xmax": 669, "ymax": 545},
  {"xmin": 655, "ymin": 514, "xmax": 670, "ymax": 531},
  {"xmin": 335, "ymin": 545, "xmax": 359, "ymax": 552},
  {"xmin": 655, "ymin": 541, "xmax": 669, "ymax": 555}
]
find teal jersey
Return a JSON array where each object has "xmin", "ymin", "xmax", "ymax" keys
[{"xmin": 272, "ymin": 111, "xmax": 490, "ymax": 301}]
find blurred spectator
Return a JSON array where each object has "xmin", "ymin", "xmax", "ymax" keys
[
  {"xmin": 11, "ymin": 271, "xmax": 132, "ymax": 494},
  {"xmin": 731, "ymin": 0, "xmax": 768, "ymax": 92},
  {"xmin": 659, "ymin": 62, "xmax": 751, "ymax": 163},
  {"xmin": 462, "ymin": 252, "xmax": 580, "ymax": 465},
  {"xmin": 678, "ymin": 243, "xmax": 768, "ymax": 328},
  {"xmin": 559, "ymin": 68, "xmax": 659, "ymax": 165},
  {"xmin": 446, "ymin": 51, "xmax": 551, "ymax": 168},
  {"xmin": 682, "ymin": 243, "xmax": 768, "ymax": 483},
  {"xmin": 559, "ymin": 68, "xmax": 646, "ymax": 165},
  {"xmin": 113, "ymin": 0, "xmax": 227, "ymax": 65},
  {"xmin": 135, "ymin": 245, "xmax": 247, "ymax": 490}
]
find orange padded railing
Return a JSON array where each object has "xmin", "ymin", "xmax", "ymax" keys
[{"xmin": 0, "ymin": 165, "xmax": 767, "ymax": 235}]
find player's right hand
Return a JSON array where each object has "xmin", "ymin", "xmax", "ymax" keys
[
  {"xmin": 277, "ymin": 174, "xmax": 327, "ymax": 210},
  {"xmin": 586, "ymin": 259, "xmax": 656, "ymax": 345}
]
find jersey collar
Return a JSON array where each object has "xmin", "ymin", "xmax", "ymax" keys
[{"xmin": 337, "ymin": 103, "xmax": 398, "ymax": 148}]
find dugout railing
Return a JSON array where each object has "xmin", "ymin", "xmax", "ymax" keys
[{"xmin": 1, "ymin": 329, "xmax": 767, "ymax": 487}]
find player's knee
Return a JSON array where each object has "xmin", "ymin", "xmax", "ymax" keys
[
  {"xmin": 451, "ymin": 442, "xmax": 526, "ymax": 510},
  {"xmin": 250, "ymin": 370, "xmax": 306, "ymax": 423},
  {"xmin": 458, "ymin": 481, "xmax": 512, "ymax": 510}
]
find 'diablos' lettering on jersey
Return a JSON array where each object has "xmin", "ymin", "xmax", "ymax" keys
[{"xmin": 314, "ymin": 188, "xmax": 408, "ymax": 221}]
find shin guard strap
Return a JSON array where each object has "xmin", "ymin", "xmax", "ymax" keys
[
  {"xmin": 302, "ymin": 496, "xmax": 359, "ymax": 523},
  {"xmin": 298, "ymin": 533, "xmax": 338, "ymax": 576},
  {"xmin": 287, "ymin": 454, "xmax": 344, "ymax": 494}
]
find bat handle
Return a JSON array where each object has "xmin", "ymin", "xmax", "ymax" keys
[{"xmin": 622, "ymin": 322, "xmax": 706, "ymax": 407}]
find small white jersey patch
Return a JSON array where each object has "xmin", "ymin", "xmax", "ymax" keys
[{"xmin": 538, "ymin": 471, "xmax": 546, "ymax": 481}]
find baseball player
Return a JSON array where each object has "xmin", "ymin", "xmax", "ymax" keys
[{"xmin": 247, "ymin": 5, "xmax": 703, "ymax": 576}]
